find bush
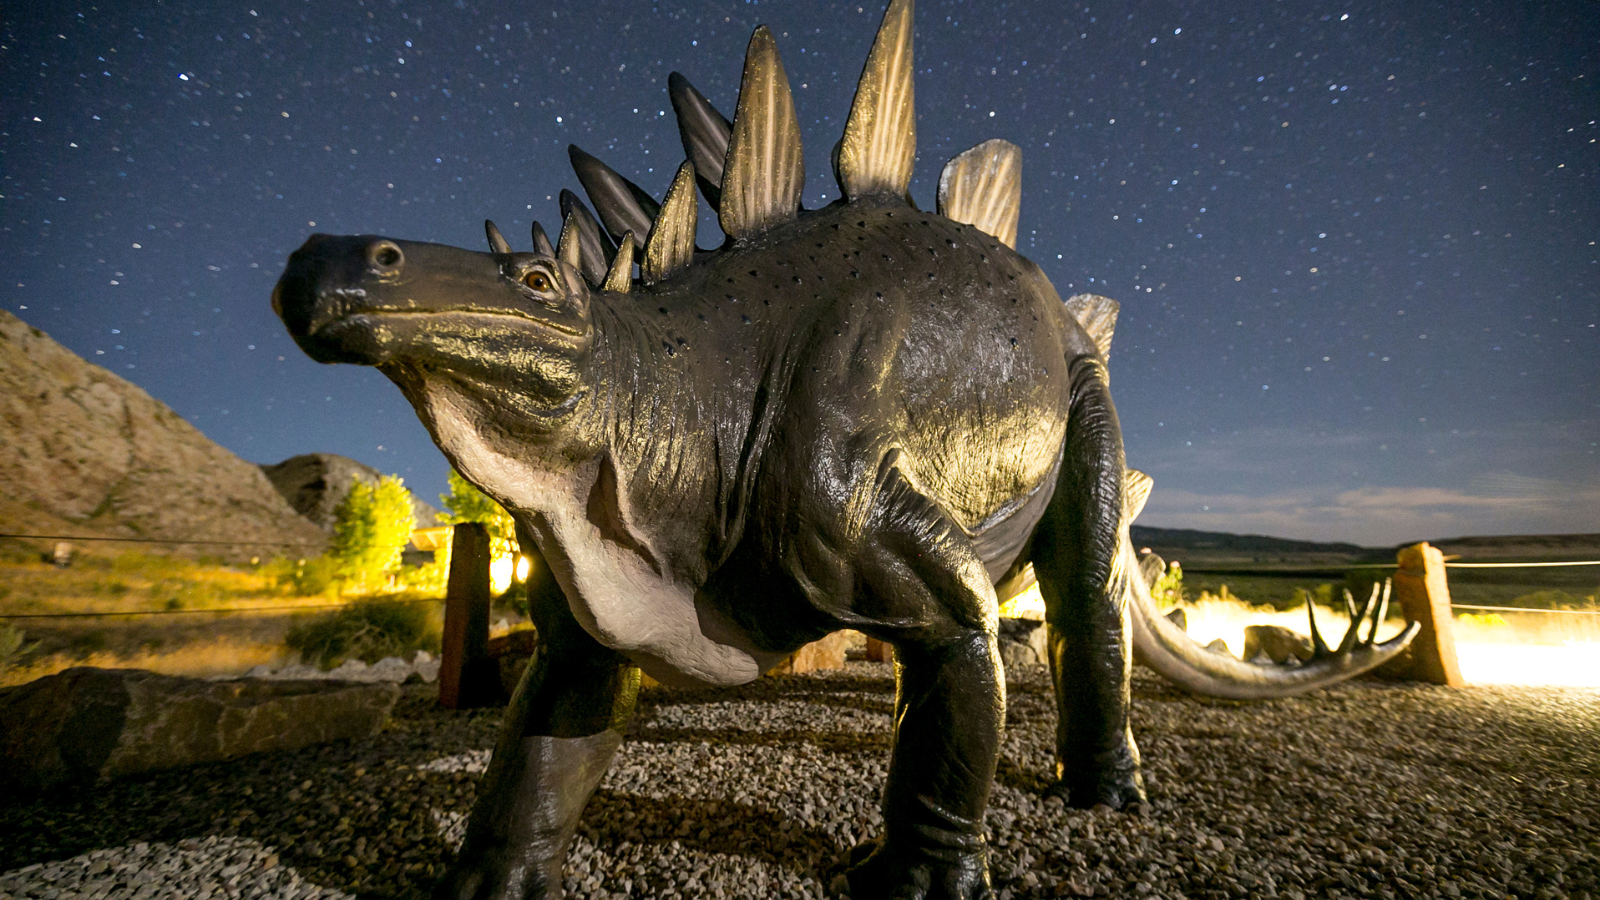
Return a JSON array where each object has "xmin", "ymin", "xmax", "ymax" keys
[
  {"xmin": 285, "ymin": 599, "xmax": 440, "ymax": 669},
  {"xmin": 330, "ymin": 476, "xmax": 416, "ymax": 591},
  {"xmin": 438, "ymin": 469, "xmax": 518, "ymax": 561},
  {"xmin": 0, "ymin": 622, "xmax": 37, "ymax": 672},
  {"xmin": 1150, "ymin": 560, "xmax": 1185, "ymax": 606}
]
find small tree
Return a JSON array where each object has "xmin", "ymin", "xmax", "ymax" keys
[
  {"xmin": 438, "ymin": 469, "xmax": 518, "ymax": 561},
  {"xmin": 330, "ymin": 475, "xmax": 415, "ymax": 592}
]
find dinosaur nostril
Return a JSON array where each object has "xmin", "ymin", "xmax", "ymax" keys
[{"xmin": 370, "ymin": 241, "xmax": 403, "ymax": 270}]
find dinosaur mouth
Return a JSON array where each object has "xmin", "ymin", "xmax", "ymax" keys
[{"xmin": 321, "ymin": 305, "xmax": 587, "ymax": 339}]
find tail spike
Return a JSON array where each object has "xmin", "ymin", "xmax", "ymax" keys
[
  {"xmin": 643, "ymin": 161, "xmax": 698, "ymax": 284},
  {"xmin": 838, "ymin": 0, "xmax": 916, "ymax": 201},
  {"xmin": 668, "ymin": 72, "xmax": 732, "ymax": 211},
  {"xmin": 485, "ymin": 219, "xmax": 512, "ymax": 254},
  {"xmin": 603, "ymin": 231, "xmax": 635, "ymax": 293},
  {"xmin": 719, "ymin": 25, "xmax": 804, "ymax": 241},
  {"xmin": 558, "ymin": 189, "xmax": 615, "ymax": 286},
  {"xmin": 937, "ymin": 138, "xmax": 1022, "ymax": 249},
  {"xmin": 1304, "ymin": 590, "xmax": 1332, "ymax": 657},
  {"xmin": 1367, "ymin": 580, "xmax": 1391, "ymax": 645},
  {"xmin": 1337, "ymin": 586, "xmax": 1374, "ymax": 654},
  {"xmin": 531, "ymin": 221, "xmax": 555, "ymax": 257},
  {"xmin": 569, "ymin": 144, "xmax": 659, "ymax": 252}
]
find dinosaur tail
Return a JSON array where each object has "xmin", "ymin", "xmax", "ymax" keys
[{"xmin": 1122, "ymin": 529, "xmax": 1418, "ymax": 699}]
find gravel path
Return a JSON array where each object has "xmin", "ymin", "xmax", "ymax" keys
[{"xmin": 1, "ymin": 662, "xmax": 1596, "ymax": 899}]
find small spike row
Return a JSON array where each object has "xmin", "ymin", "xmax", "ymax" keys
[{"xmin": 1300, "ymin": 581, "xmax": 1393, "ymax": 661}]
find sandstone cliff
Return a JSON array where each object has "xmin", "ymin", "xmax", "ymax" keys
[{"xmin": 0, "ymin": 310, "xmax": 327, "ymax": 559}]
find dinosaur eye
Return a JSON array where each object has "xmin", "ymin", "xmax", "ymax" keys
[{"xmin": 524, "ymin": 271, "xmax": 553, "ymax": 292}]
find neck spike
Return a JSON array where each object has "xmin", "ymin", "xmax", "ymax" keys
[
  {"xmin": 668, "ymin": 73, "xmax": 732, "ymax": 212},
  {"xmin": 643, "ymin": 162, "xmax": 699, "ymax": 284},
  {"xmin": 603, "ymin": 231, "xmax": 635, "ymax": 293},
  {"xmin": 531, "ymin": 220, "xmax": 555, "ymax": 257},
  {"xmin": 570, "ymin": 144, "xmax": 659, "ymax": 252},
  {"xmin": 559, "ymin": 189, "xmax": 616, "ymax": 286},
  {"xmin": 485, "ymin": 219, "xmax": 512, "ymax": 254}
]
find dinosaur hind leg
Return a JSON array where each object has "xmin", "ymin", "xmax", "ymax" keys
[
  {"xmin": 1031, "ymin": 355, "xmax": 1147, "ymax": 810},
  {"xmin": 826, "ymin": 460, "xmax": 1003, "ymax": 900}
]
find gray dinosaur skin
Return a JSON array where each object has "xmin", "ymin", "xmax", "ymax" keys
[{"xmin": 275, "ymin": 196, "xmax": 1136, "ymax": 898}]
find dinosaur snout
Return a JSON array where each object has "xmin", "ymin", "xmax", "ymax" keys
[{"xmin": 273, "ymin": 233, "xmax": 403, "ymax": 363}]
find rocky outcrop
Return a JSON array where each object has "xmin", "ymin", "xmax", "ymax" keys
[
  {"xmin": 0, "ymin": 667, "xmax": 400, "ymax": 792},
  {"xmin": 0, "ymin": 311, "xmax": 326, "ymax": 560},
  {"xmin": 260, "ymin": 453, "xmax": 442, "ymax": 531}
]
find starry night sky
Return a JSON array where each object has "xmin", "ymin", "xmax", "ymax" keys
[{"xmin": 3, "ymin": 0, "xmax": 1595, "ymax": 545}]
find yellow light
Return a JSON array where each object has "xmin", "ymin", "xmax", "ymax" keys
[
  {"xmin": 515, "ymin": 555, "xmax": 532, "ymax": 582},
  {"xmin": 489, "ymin": 556, "xmax": 514, "ymax": 594}
]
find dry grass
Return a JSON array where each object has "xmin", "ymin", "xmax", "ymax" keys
[
  {"xmin": 0, "ymin": 539, "xmax": 444, "ymax": 687},
  {"xmin": 1, "ymin": 637, "xmax": 291, "ymax": 687}
]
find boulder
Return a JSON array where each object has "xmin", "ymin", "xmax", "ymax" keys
[
  {"xmin": 0, "ymin": 667, "xmax": 400, "ymax": 793},
  {"xmin": 1242, "ymin": 624, "xmax": 1313, "ymax": 665},
  {"xmin": 998, "ymin": 617, "xmax": 1049, "ymax": 669},
  {"xmin": 767, "ymin": 630, "xmax": 855, "ymax": 675}
]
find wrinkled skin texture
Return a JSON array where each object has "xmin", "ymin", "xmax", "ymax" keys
[{"xmin": 275, "ymin": 201, "xmax": 1142, "ymax": 899}]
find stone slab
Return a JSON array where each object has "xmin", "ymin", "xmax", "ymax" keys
[{"xmin": 0, "ymin": 667, "xmax": 400, "ymax": 793}]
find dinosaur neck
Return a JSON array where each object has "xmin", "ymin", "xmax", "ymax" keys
[{"xmin": 584, "ymin": 288, "xmax": 754, "ymax": 578}]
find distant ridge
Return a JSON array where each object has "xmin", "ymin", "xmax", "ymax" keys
[
  {"xmin": 1130, "ymin": 526, "xmax": 1380, "ymax": 563},
  {"xmin": 1132, "ymin": 525, "xmax": 1600, "ymax": 567}
]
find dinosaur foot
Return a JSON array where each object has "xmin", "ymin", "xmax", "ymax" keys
[
  {"xmin": 1046, "ymin": 751, "xmax": 1148, "ymax": 811},
  {"xmin": 830, "ymin": 838, "xmax": 995, "ymax": 900}
]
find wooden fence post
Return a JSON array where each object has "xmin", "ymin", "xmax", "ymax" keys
[
  {"xmin": 438, "ymin": 522, "xmax": 501, "ymax": 708},
  {"xmin": 864, "ymin": 637, "xmax": 893, "ymax": 663},
  {"xmin": 1386, "ymin": 541, "xmax": 1465, "ymax": 686}
]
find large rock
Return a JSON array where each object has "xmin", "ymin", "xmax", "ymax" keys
[
  {"xmin": 0, "ymin": 311, "xmax": 327, "ymax": 560},
  {"xmin": 1242, "ymin": 624, "xmax": 1313, "ymax": 664},
  {"xmin": 260, "ymin": 452, "xmax": 442, "ymax": 532},
  {"xmin": 0, "ymin": 667, "xmax": 400, "ymax": 792},
  {"xmin": 998, "ymin": 617, "xmax": 1049, "ymax": 669},
  {"xmin": 766, "ymin": 630, "xmax": 856, "ymax": 675}
]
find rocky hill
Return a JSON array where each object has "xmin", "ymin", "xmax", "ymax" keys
[
  {"xmin": 260, "ymin": 453, "xmax": 442, "ymax": 532},
  {"xmin": 0, "ymin": 311, "xmax": 326, "ymax": 560}
]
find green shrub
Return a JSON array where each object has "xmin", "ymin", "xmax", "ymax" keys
[
  {"xmin": 330, "ymin": 476, "xmax": 416, "ymax": 591},
  {"xmin": 438, "ymin": 469, "xmax": 518, "ymax": 561},
  {"xmin": 0, "ymin": 622, "xmax": 37, "ymax": 672},
  {"xmin": 1150, "ymin": 560, "xmax": 1185, "ymax": 606},
  {"xmin": 285, "ymin": 599, "xmax": 440, "ymax": 669}
]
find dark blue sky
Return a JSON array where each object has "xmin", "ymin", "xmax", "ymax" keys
[{"xmin": 3, "ymin": 0, "xmax": 1595, "ymax": 544}]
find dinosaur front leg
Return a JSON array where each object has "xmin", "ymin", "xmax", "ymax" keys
[
  {"xmin": 434, "ymin": 540, "xmax": 639, "ymax": 900},
  {"xmin": 1033, "ymin": 355, "xmax": 1145, "ymax": 810}
]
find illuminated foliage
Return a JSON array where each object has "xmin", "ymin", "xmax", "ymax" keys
[
  {"xmin": 330, "ymin": 475, "xmax": 416, "ymax": 591},
  {"xmin": 438, "ymin": 469, "xmax": 519, "ymax": 562}
]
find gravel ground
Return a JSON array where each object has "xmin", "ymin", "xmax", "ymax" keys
[{"xmin": 1, "ymin": 662, "xmax": 1596, "ymax": 899}]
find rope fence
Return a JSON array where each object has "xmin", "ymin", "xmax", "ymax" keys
[
  {"xmin": 0, "ymin": 598, "xmax": 446, "ymax": 620},
  {"xmin": 0, "ymin": 532, "xmax": 323, "ymax": 548}
]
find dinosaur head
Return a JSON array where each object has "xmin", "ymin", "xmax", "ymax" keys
[{"xmin": 273, "ymin": 233, "xmax": 594, "ymax": 415}]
